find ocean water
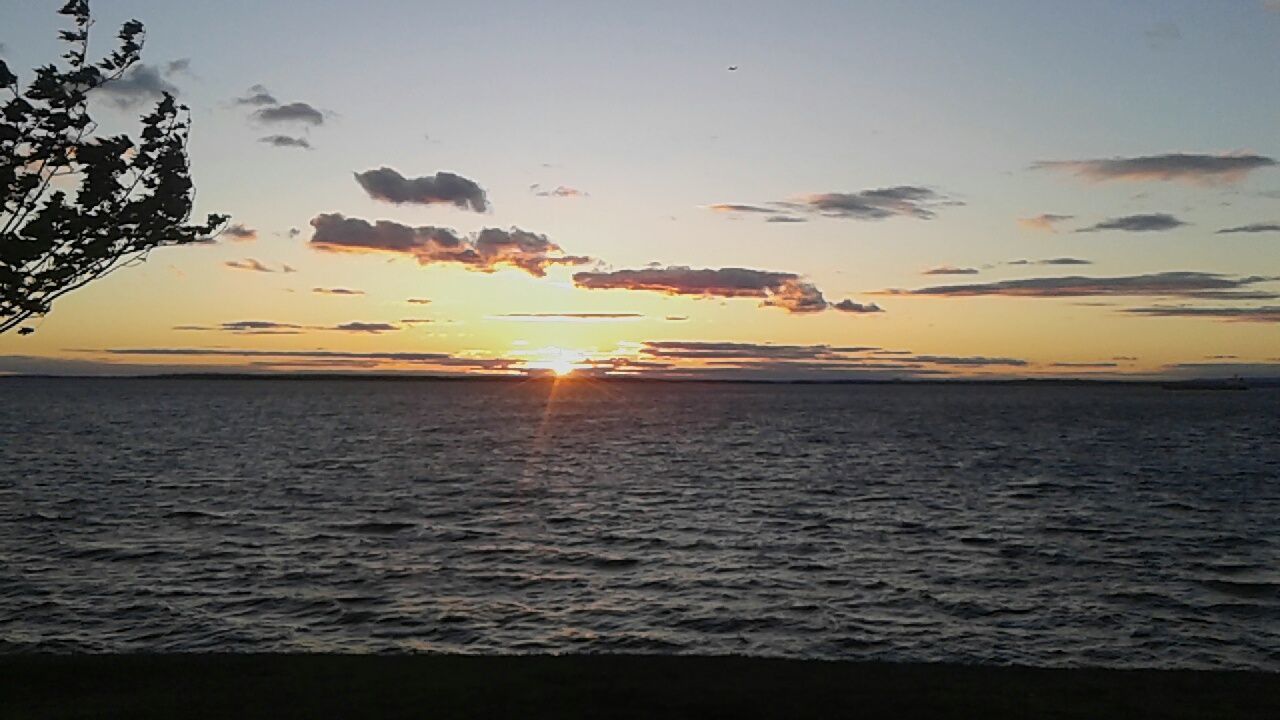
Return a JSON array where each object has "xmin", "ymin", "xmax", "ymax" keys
[{"xmin": 1, "ymin": 378, "xmax": 1277, "ymax": 669}]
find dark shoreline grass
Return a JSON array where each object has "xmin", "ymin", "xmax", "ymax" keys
[{"xmin": 3, "ymin": 654, "xmax": 1277, "ymax": 719}]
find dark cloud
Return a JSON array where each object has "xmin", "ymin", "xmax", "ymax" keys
[
  {"xmin": 254, "ymin": 102, "xmax": 324, "ymax": 126},
  {"xmin": 95, "ymin": 64, "xmax": 179, "ymax": 108},
  {"xmin": 707, "ymin": 203, "xmax": 774, "ymax": 214},
  {"xmin": 765, "ymin": 215, "xmax": 807, "ymax": 223},
  {"xmin": 799, "ymin": 186, "xmax": 958, "ymax": 220},
  {"xmin": 259, "ymin": 135, "xmax": 312, "ymax": 149},
  {"xmin": 332, "ymin": 322, "xmax": 398, "ymax": 333},
  {"xmin": 1032, "ymin": 153, "xmax": 1277, "ymax": 184},
  {"xmin": 1122, "ymin": 305, "xmax": 1280, "ymax": 323},
  {"xmin": 831, "ymin": 299, "xmax": 884, "ymax": 313},
  {"xmin": 879, "ymin": 271, "xmax": 1277, "ymax": 299},
  {"xmin": 288, "ymin": 228, "xmax": 301, "ymax": 238},
  {"xmin": 1216, "ymin": 222, "xmax": 1280, "ymax": 234},
  {"xmin": 406, "ymin": 298, "xmax": 432, "ymax": 305},
  {"xmin": 641, "ymin": 341, "xmax": 870, "ymax": 360},
  {"xmin": 223, "ymin": 223, "xmax": 257, "ymax": 241},
  {"xmin": 400, "ymin": 318, "xmax": 433, "ymax": 325},
  {"xmin": 313, "ymin": 287, "xmax": 364, "ymax": 296},
  {"xmin": 572, "ymin": 266, "xmax": 828, "ymax": 313},
  {"xmin": 224, "ymin": 259, "xmax": 274, "ymax": 273},
  {"xmin": 309, "ymin": 214, "xmax": 589, "ymax": 277},
  {"xmin": 354, "ymin": 168, "xmax": 488, "ymax": 212},
  {"xmin": 1017, "ymin": 214, "xmax": 1075, "ymax": 232},
  {"xmin": 1075, "ymin": 213, "xmax": 1187, "ymax": 233},
  {"xmin": 909, "ymin": 355, "xmax": 1028, "ymax": 367},
  {"xmin": 1006, "ymin": 257, "xmax": 1092, "ymax": 266},
  {"xmin": 174, "ymin": 321, "xmax": 305, "ymax": 335},
  {"xmin": 923, "ymin": 266, "xmax": 979, "ymax": 275},
  {"xmin": 101, "ymin": 348, "xmax": 514, "ymax": 371},
  {"xmin": 236, "ymin": 84, "xmax": 279, "ymax": 106},
  {"xmin": 164, "ymin": 58, "xmax": 192, "ymax": 76},
  {"xmin": 1050, "ymin": 362, "xmax": 1119, "ymax": 368}
]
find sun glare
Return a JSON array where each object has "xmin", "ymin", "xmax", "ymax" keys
[{"xmin": 525, "ymin": 346, "xmax": 588, "ymax": 377}]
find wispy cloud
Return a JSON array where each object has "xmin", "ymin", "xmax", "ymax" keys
[
  {"xmin": 1122, "ymin": 305, "xmax": 1280, "ymax": 323},
  {"xmin": 878, "ymin": 271, "xmax": 1277, "ymax": 299},
  {"xmin": 174, "ymin": 321, "xmax": 305, "ymax": 335},
  {"xmin": 797, "ymin": 186, "xmax": 959, "ymax": 220},
  {"xmin": 224, "ymin": 259, "xmax": 275, "ymax": 273},
  {"xmin": 1216, "ymin": 222, "xmax": 1280, "ymax": 234},
  {"xmin": 1017, "ymin": 213, "xmax": 1074, "ymax": 233},
  {"xmin": 1032, "ymin": 153, "xmax": 1276, "ymax": 184},
  {"xmin": 223, "ymin": 224, "xmax": 257, "ymax": 242},
  {"xmin": 332, "ymin": 322, "xmax": 398, "ymax": 333},
  {"xmin": 259, "ymin": 135, "xmax": 312, "ymax": 149},
  {"xmin": 923, "ymin": 266, "xmax": 979, "ymax": 276},
  {"xmin": 707, "ymin": 203, "xmax": 774, "ymax": 214},
  {"xmin": 355, "ymin": 168, "xmax": 488, "ymax": 212},
  {"xmin": 406, "ymin": 298, "xmax": 432, "ymax": 305},
  {"xmin": 95, "ymin": 64, "xmax": 179, "ymax": 108},
  {"xmin": 312, "ymin": 287, "xmax": 365, "ymax": 296},
  {"xmin": 533, "ymin": 185, "xmax": 588, "ymax": 198},
  {"xmin": 1006, "ymin": 258, "xmax": 1093, "ymax": 266},
  {"xmin": 1075, "ymin": 213, "xmax": 1187, "ymax": 233},
  {"xmin": 309, "ymin": 214, "xmax": 589, "ymax": 277}
]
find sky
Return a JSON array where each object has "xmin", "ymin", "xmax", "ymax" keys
[{"xmin": 2, "ymin": 0, "xmax": 1279, "ymax": 379}]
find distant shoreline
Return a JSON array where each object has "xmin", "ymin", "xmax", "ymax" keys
[
  {"xmin": 4, "ymin": 372, "xmax": 1278, "ymax": 387},
  {"xmin": 3, "ymin": 653, "xmax": 1276, "ymax": 719}
]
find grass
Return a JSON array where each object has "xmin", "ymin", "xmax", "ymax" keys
[{"xmin": 3, "ymin": 653, "xmax": 1277, "ymax": 719}]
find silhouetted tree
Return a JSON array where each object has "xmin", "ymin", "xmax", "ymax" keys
[{"xmin": 0, "ymin": 0, "xmax": 225, "ymax": 335}]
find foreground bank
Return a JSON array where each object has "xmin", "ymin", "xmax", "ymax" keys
[{"xmin": 3, "ymin": 654, "xmax": 1277, "ymax": 719}]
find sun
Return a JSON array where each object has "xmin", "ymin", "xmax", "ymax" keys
[{"xmin": 524, "ymin": 346, "xmax": 588, "ymax": 377}]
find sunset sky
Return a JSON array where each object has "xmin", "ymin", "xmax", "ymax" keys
[{"xmin": 2, "ymin": 0, "xmax": 1279, "ymax": 379}]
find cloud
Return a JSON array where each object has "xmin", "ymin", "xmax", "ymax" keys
[
  {"xmin": 174, "ymin": 321, "xmax": 305, "ymax": 335},
  {"xmin": 923, "ymin": 266, "xmax": 979, "ymax": 275},
  {"xmin": 332, "ymin": 322, "xmax": 398, "ymax": 333},
  {"xmin": 1006, "ymin": 257, "xmax": 1092, "ymax": 266},
  {"xmin": 909, "ymin": 355, "xmax": 1028, "ymax": 367},
  {"xmin": 664, "ymin": 315, "xmax": 689, "ymax": 321},
  {"xmin": 309, "ymin": 214, "xmax": 589, "ymax": 277},
  {"xmin": 535, "ymin": 185, "xmax": 587, "ymax": 198},
  {"xmin": 1032, "ymin": 153, "xmax": 1277, "ymax": 184},
  {"xmin": 354, "ymin": 168, "xmax": 488, "ymax": 212},
  {"xmin": 1122, "ymin": 305, "xmax": 1280, "ymax": 323},
  {"xmin": 1017, "ymin": 214, "xmax": 1074, "ymax": 233},
  {"xmin": 235, "ymin": 84, "xmax": 278, "ymax": 106},
  {"xmin": 1216, "ymin": 222, "xmax": 1280, "ymax": 234},
  {"xmin": 254, "ymin": 102, "xmax": 324, "ymax": 126},
  {"xmin": 224, "ymin": 259, "xmax": 274, "ymax": 273},
  {"xmin": 100, "ymin": 348, "xmax": 514, "ymax": 371},
  {"xmin": 641, "ymin": 341, "xmax": 873, "ymax": 360},
  {"xmin": 313, "ymin": 287, "xmax": 365, "ymax": 295},
  {"xmin": 223, "ymin": 223, "xmax": 257, "ymax": 242},
  {"xmin": 831, "ymin": 299, "xmax": 884, "ymax": 313},
  {"xmin": 164, "ymin": 59, "xmax": 192, "ymax": 76},
  {"xmin": 798, "ymin": 186, "xmax": 958, "ymax": 220},
  {"xmin": 1050, "ymin": 362, "xmax": 1119, "ymax": 368},
  {"xmin": 707, "ymin": 203, "xmax": 774, "ymax": 214},
  {"xmin": 400, "ymin": 318, "xmax": 433, "ymax": 324},
  {"xmin": 879, "ymin": 271, "xmax": 1277, "ymax": 298},
  {"xmin": 260, "ymin": 135, "xmax": 312, "ymax": 149},
  {"xmin": 282, "ymin": 264, "xmax": 297, "ymax": 274},
  {"xmin": 765, "ymin": 215, "xmax": 807, "ymax": 223},
  {"xmin": 406, "ymin": 298, "xmax": 432, "ymax": 305},
  {"xmin": 1075, "ymin": 213, "xmax": 1187, "ymax": 233},
  {"xmin": 95, "ymin": 64, "xmax": 179, "ymax": 108},
  {"xmin": 572, "ymin": 266, "xmax": 828, "ymax": 313}
]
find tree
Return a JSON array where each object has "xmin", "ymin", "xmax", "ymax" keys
[{"xmin": 0, "ymin": 0, "xmax": 225, "ymax": 335}]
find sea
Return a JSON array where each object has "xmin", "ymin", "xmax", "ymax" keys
[{"xmin": 1, "ymin": 378, "xmax": 1277, "ymax": 669}]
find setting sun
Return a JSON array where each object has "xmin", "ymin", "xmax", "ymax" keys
[{"xmin": 523, "ymin": 346, "xmax": 588, "ymax": 377}]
